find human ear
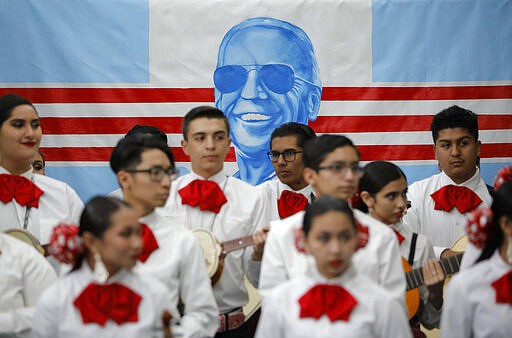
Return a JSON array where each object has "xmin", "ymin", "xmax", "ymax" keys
[
  {"xmin": 303, "ymin": 167, "xmax": 316, "ymax": 186},
  {"xmin": 117, "ymin": 171, "xmax": 131, "ymax": 191},
  {"xmin": 306, "ymin": 88, "xmax": 321, "ymax": 122},
  {"xmin": 181, "ymin": 139, "xmax": 190, "ymax": 156},
  {"xmin": 360, "ymin": 191, "xmax": 374, "ymax": 209}
]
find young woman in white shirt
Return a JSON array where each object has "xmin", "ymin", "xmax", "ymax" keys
[
  {"xmin": 356, "ymin": 161, "xmax": 445, "ymax": 336},
  {"xmin": 32, "ymin": 196, "xmax": 175, "ymax": 338},
  {"xmin": 0, "ymin": 94, "xmax": 83, "ymax": 243},
  {"xmin": 255, "ymin": 196, "xmax": 411, "ymax": 338},
  {"xmin": 441, "ymin": 180, "xmax": 512, "ymax": 338}
]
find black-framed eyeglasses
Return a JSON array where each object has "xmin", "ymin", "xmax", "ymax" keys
[
  {"xmin": 125, "ymin": 166, "xmax": 178, "ymax": 182},
  {"xmin": 214, "ymin": 64, "xmax": 305, "ymax": 94},
  {"xmin": 317, "ymin": 162, "xmax": 363, "ymax": 176},
  {"xmin": 267, "ymin": 149, "xmax": 303, "ymax": 163}
]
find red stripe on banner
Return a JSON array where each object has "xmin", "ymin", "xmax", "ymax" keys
[
  {"xmin": 321, "ymin": 86, "xmax": 512, "ymax": 101},
  {"xmin": 310, "ymin": 115, "xmax": 512, "ymax": 133},
  {"xmin": 40, "ymin": 115, "xmax": 511, "ymax": 134},
  {"xmin": 2, "ymin": 85, "xmax": 512, "ymax": 103},
  {"xmin": 0, "ymin": 88, "xmax": 214, "ymax": 103},
  {"xmin": 42, "ymin": 147, "xmax": 237, "ymax": 162},
  {"xmin": 41, "ymin": 143, "xmax": 512, "ymax": 162},
  {"xmin": 357, "ymin": 143, "xmax": 512, "ymax": 161}
]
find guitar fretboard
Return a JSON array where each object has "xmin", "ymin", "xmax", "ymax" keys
[
  {"xmin": 406, "ymin": 253, "xmax": 463, "ymax": 290},
  {"xmin": 222, "ymin": 235, "xmax": 254, "ymax": 254}
]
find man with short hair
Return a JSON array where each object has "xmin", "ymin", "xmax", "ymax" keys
[
  {"xmin": 257, "ymin": 122, "xmax": 316, "ymax": 221},
  {"xmin": 260, "ymin": 135, "xmax": 406, "ymax": 309},
  {"xmin": 159, "ymin": 106, "xmax": 269, "ymax": 338},
  {"xmin": 403, "ymin": 105, "xmax": 493, "ymax": 260},
  {"xmin": 110, "ymin": 135, "xmax": 219, "ymax": 338},
  {"xmin": 214, "ymin": 17, "xmax": 322, "ymax": 186},
  {"xmin": 108, "ymin": 124, "xmax": 169, "ymax": 199}
]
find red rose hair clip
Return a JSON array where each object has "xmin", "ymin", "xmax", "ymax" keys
[
  {"xmin": 465, "ymin": 206, "xmax": 493, "ymax": 249},
  {"xmin": 494, "ymin": 166, "xmax": 512, "ymax": 191},
  {"xmin": 47, "ymin": 223, "xmax": 82, "ymax": 264}
]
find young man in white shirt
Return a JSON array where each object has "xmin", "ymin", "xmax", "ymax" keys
[
  {"xmin": 257, "ymin": 122, "xmax": 316, "ymax": 221},
  {"xmin": 260, "ymin": 135, "xmax": 406, "ymax": 310},
  {"xmin": 110, "ymin": 135, "xmax": 219, "ymax": 338},
  {"xmin": 159, "ymin": 106, "xmax": 269, "ymax": 338},
  {"xmin": 403, "ymin": 105, "xmax": 493, "ymax": 261}
]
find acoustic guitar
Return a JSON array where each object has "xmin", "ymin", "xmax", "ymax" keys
[
  {"xmin": 403, "ymin": 253, "xmax": 463, "ymax": 319},
  {"xmin": 4, "ymin": 228, "xmax": 47, "ymax": 256},
  {"xmin": 192, "ymin": 229, "xmax": 261, "ymax": 324}
]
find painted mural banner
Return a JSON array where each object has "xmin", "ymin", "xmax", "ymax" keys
[{"xmin": 0, "ymin": 0, "xmax": 511, "ymax": 201}]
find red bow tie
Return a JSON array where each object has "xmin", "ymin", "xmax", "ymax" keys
[
  {"xmin": 299, "ymin": 284, "xmax": 358, "ymax": 322},
  {"xmin": 356, "ymin": 222, "xmax": 369, "ymax": 250},
  {"xmin": 278, "ymin": 190, "xmax": 309, "ymax": 219},
  {"xmin": 138, "ymin": 223, "xmax": 159, "ymax": 263},
  {"xmin": 431, "ymin": 185, "xmax": 482, "ymax": 214},
  {"xmin": 491, "ymin": 271, "xmax": 512, "ymax": 305},
  {"xmin": 178, "ymin": 179, "xmax": 227, "ymax": 213},
  {"xmin": 392, "ymin": 228, "xmax": 405, "ymax": 245},
  {"xmin": 73, "ymin": 283, "xmax": 142, "ymax": 326},
  {"xmin": 0, "ymin": 174, "xmax": 44, "ymax": 207}
]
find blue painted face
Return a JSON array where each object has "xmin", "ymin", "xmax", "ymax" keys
[{"xmin": 214, "ymin": 21, "xmax": 321, "ymax": 159}]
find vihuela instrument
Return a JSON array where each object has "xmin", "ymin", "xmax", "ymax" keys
[
  {"xmin": 4, "ymin": 228, "xmax": 47, "ymax": 256},
  {"xmin": 192, "ymin": 229, "xmax": 261, "ymax": 322}
]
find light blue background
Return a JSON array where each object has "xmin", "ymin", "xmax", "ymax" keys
[
  {"xmin": 48, "ymin": 163, "xmax": 506, "ymax": 203},
  {"xmin": 372, "ymin": 0, "xmax": 512, "ymax": 82},
  {"xmin": 0, "ymin": 0, "xmax": 149, "ymax": 83}
]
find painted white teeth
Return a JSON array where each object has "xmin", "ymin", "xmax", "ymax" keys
[{"xmin": 241, "ymin": 113, "xmax": 271, "ymax": 121}]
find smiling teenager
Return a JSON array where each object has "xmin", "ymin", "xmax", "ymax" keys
[{"xmin": 0, "ymin": 94, "xmax": 83, "ymax": 244}]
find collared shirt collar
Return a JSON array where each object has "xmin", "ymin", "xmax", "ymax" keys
[
  {"xmin": 189, "ymin": 169, "xmax": 227, "ymax": 186},
  {"xmin": 440, "ymin": 166, "xmax": 482, "ymax": 190}
]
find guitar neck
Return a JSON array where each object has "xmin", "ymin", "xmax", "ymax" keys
[
  {"xmin": 406, "ymin": 253, "xmax": 463, "ymax": 290},
  {"xmin": 222, "ymin": 235, "xmax": 254, "ymax": 254}
]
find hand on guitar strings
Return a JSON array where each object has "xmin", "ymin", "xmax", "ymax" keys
[
  {"xmin": 440, "ymin": 248, "xmax": 462, "ymax": 260},
  {"xmin": 251, "ymin": 226, "xmax": 270, "ymax": 261},
  {"xmin": 422, "ymin": 259, "xmax": 445, "ymax": 309}
]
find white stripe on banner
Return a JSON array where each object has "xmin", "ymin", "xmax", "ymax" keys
[{"xmin": 35, "ymin": 99, "xmax": 512, "ymax": 117}]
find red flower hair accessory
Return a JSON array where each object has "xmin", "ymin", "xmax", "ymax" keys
[
  {"xmin": 494, "ymin": 166, "xmax": 512, "ymax": 191},
  {"xmin": 465, "ymin": 206, "xmax": 493, "ymax": 249},
  {"xmin": 47, "ymin": 223, "xmax": 82, "ymax": 264}
]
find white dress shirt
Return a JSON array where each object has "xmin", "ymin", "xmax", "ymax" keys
[
  {"xmin": 0, "ymin": 233, "xmax": 57, "ymax": 338},
  {"xmin": 441, "ymin": 251, "xmax": 512, "ymax": 338},
  {"xmin": 32, "ymin": 262, "xmax": 176, "ymax": 338},
  {"xmin": 159, "ymin": 169, "xmax": 270, "ymax": 313},
  {"xmin": 257, "ymin": 179, "xmax": 314, "ymax": 222},
  {"xmin": 404, "ymin": 168, "xmax": 492, "ymax": 258},
  {"xmin": 135, "ymin": 210, "xmax": 219, "ymax": 338},
  {"xmin": 259, "ymin": 208, "xmax": 406, "ymax": 311},
  {"xmin": 0, "ymin": 166, "xmax": 84, "ymax": 244},
  {"xmin": 391, "ymin": 221, "xmax": 441, "ymax": 329},
  {"xmin": 255, "ymin": 263, "xmax": 412, "ymax": 338}
]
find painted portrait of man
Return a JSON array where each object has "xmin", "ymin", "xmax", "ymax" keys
[{"xmin": 214, "ymin": 17, "xmax": 322, "ymax": 185}]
